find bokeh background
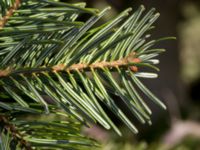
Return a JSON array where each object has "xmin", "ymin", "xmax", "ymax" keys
[{"xmin": 65, "ymin": 0, "xmax": 200, "ymax": 149}]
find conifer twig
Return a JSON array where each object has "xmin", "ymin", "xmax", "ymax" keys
[
  {"xmin": 0, "ymin": 115, "xmax": 32, "ymax": 150},
  {"xmin": 0, "ymin": 0, "xmax": 21, "ymax": 29},
  {"xmin": 0, "ymin": 52, "xmax": 141, "ymax": 77}
]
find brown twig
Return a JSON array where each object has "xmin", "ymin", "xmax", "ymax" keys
[
  {"xmin": 0, "ymin": 0, "xmax": 21, "ymax": 29},
  {"xmin": 0, "ymin": 115, "xmax": 32, "ymax": 150},
  {"xmin": 53, "ymin": 57, "xmax": 141, "ymax": 72},
  {"xmin": 0, "ymin": 53, "xmax": 141, "ymax": 78}
]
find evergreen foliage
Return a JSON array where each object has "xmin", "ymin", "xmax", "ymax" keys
[{"xmin": 0, "ymin": 0, "xmax": 172, "ymax": 149}]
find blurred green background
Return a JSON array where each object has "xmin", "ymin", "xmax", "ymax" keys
[{"xmin": 64, "ymin": 0, "xmax": 200, "ymax": 149}]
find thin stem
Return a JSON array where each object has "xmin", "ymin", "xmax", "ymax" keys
[{"xmin": 0, "ymin": 53, "xmax": 141, "ymax": 78}]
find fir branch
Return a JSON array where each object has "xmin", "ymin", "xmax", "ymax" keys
[
  {"xmin": 0, "ymin": 0, "xmax": 21, "ymax": 29},
  {"xmin": 0, "ymin": 52, "xmax": 141, "ymax": 78},
  {"xmin": 0, "ymin": 0, "xmax": 169, "ymax": 139}
]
